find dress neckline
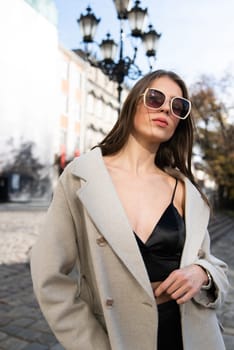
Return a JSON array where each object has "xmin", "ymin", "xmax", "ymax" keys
[
  {"xmin": 133, "ymin": 179, "xmax": 181, "ymax": 245},
  {"xmin": 134, "ymin": 202, "xmax": 184, "ymax": 245}
]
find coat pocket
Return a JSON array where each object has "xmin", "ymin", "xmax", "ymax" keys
[
  {"xmin": 94, "ymin": 311, "xmax": 107, "ymax": 333},
  {"xmin": 79, "ymin": 274, "xmax": 94, "ymax": 307}
]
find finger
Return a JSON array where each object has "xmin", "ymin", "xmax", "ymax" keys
[
  {"xmin": 155, "ymin": 276, "xmax": 176, "ymax": 296},
  {"xmin": 176, "ymin": 289, "xmax": 194, "ymax": 304},
  {"xmin": 171, "ymin": 284, "xmax": 190, "ymax": 300},
  {"xmin": 167, "ymin": 268, "xmax": 198, "ymax": 296},
  {"xmin": 166, "ymin": 279, "xmax": 185, "ymax": 295},
  {"xmin": 174, "ymin": 282, "xmax": 201, "ymax": 304},
  {"xmin": 156, "ymin": 269, "xmax": 186, "ymax": 296}
]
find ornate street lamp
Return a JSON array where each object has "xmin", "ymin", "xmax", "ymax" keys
[
  {"xmin": 142, "ymin": 24, "xmax": 161, "ymax": 69},
  {"xmin": 77, "ymin": 6, "xmax": 100, "ymax": 44},
  {"xmin": 113, "ymin": 0, "xmax": 131, "ymax": 19},
  {"xmin": 77, "ymin": 0, "xmax": 161, "ymax": 108}
]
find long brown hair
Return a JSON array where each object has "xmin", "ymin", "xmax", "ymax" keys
[{"xmin": 96, "ymin": 69, "xmax": 209, "ymax": 205}]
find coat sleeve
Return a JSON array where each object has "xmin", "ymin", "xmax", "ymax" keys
[
  {"xmin": 30, "ymin": 176, "xmax": 111, "ymax": 350},
  {"xmin": 193, "ymin": 230, "xmax": 229, "ymax": 309}
]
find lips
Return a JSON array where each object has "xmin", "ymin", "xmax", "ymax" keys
[{"xmin": 152, "ymin": 118, "xmax": 169, "ymax": 127}]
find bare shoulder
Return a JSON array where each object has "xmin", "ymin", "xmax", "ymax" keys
[{"xmin": 166, "ymin": 174, "xmax": 185, "ymax": 216}]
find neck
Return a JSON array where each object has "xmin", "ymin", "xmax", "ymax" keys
[{"xmin": 107, "ymin": 135, "xmax": 161, "ymax": 175}]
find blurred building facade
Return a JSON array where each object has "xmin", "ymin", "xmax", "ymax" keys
[
  {"xmin": 57, "ymin": 47, "xmax": 123, "ymax": 165},
  {"xmin": 0, "ymin": 0, "xmax": 126, "ymax": 202}
]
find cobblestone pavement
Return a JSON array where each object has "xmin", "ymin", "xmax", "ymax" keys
[
  {"xmin": 208, "ymin": 213, "xmax": 234, "ymax": 350},
  {"xmin": 0, "ymin": 208, "xmax": 233, "ymax": 350}
]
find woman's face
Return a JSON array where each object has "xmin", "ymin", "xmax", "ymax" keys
[{"xmin": 132, "ymin": 76, "xmax": 183, "ymax": 147}]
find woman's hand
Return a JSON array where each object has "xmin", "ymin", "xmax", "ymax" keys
[{"xmin": 154, "ymin": 265, "xmax": 209, "ymax": 304}]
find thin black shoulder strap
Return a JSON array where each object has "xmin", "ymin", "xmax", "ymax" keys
[{"xmin": 171, "ymin": 178, "xmax": 178, "ymax": 203}]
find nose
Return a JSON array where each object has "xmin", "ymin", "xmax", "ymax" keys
[{"xmin": 160, "ymin": 98, "xmax": 170, "ymax": 115}]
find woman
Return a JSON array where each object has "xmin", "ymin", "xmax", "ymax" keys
[{"xmin": 31, "ymin": 70, "xmax": 229, "ymax": 350}]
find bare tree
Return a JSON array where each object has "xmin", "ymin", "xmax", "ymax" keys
[{"xmin": 190, "ymin": 75, "xmax": 234, "ymax": 209}]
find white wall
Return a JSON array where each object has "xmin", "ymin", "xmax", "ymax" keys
[{"xmin": 0, "ymin": 0, "xmax": 59, "ymax": 168}]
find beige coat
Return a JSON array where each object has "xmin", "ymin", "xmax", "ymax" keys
[{"xmin": 31, "ymin": 147, "xmax": 229, "ymax": 350}]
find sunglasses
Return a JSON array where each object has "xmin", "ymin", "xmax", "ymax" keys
[{"xmin": 141, "ymin": 88, "xmax": 191, "ymax": 120}]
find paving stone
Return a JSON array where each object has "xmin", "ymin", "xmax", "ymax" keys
[
  {"xmin": 10, "ymin": 318, "xmax": 35, "ymax": 328},
  {"xmin": 7, "ymin": 306, "xmax": 41, "ymax": 319},
  {"xmin": 30, "ymin": 320, "xmax": 51, "ymax": 333},
  {"xmin": 1, "ymin": 325, "xmax": 23, "ymax": 338},
  {"xmin": 50, "ymin": 344, "xmax": 65, "ymax": 350},
  {"xmin": 0, "ymin": 316, "xmax": 12, "ymax": 327},
  {"xmin": 223, "ymin": 333, "xmax": 234, "ymax": 350},
  {"xmin": 0, "ymin": 332, "xmax": 7, "ymax": 341},
  {"xmin": 18, "ymin": 329, "xmax": 56, "ymax": 346},
  {"xmin": 22, "ymin": 343, "xmax": 48, "ymax": 350},
  {"xmin": 0, "ymin": 336, "xmax": 29, "ymax": 350},
  {"xmin": 0, "ymin": 303, "xmax": 13, "ymax": 313}
]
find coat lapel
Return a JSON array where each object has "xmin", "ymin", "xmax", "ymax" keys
[
  {"xmin": 72, "ymin": 148, "xmax": 154, "ymax": 299},
  {"xmin": 180, "ymin": 178, "xmax": 210, "ymax": 267}
]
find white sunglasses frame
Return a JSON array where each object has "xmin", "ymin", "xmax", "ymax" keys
[{"xmin": 142, "ymin": 88, "xmax": 191, "ymax": 120}]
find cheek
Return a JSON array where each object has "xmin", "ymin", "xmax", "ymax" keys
[
  {"xmin": 172, "ymin": 117, "xmax": 180, "ymax": 131},
  {"xmin": 166, "ymin": 118, "xmax": 180, "ymax": 140},
  {"xmin": 133, "ymin": 107, "xmax": 148, "ymax": 128}
]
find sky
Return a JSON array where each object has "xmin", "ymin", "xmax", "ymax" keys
[{"xmin": 54, "ymin": 0, "xmax": 234, "ymax": 86}]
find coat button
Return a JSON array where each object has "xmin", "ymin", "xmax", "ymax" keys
[
  {"xmin": 197, "ymin": 248, "xmax": 205, "ymax": 258},
  {"xmin": 96, "ymin": 236, "xmax": 107, "ymax": 247},
  {"xmin": 105, "ymin": 298, "xmax": 114, "ymax": 308}
]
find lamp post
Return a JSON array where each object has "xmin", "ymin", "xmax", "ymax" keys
[{"xmin": 77, "ymin": 0, "xmax": 161, "ymax": 109}]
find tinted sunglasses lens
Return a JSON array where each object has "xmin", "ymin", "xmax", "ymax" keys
[
  {"xmin": 145, "ymin": 89, "xmax": 165, "ymax": 109},
  {"xmin": 172, "ymin": 98, "xmax": 190, "ymax": 119}
]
